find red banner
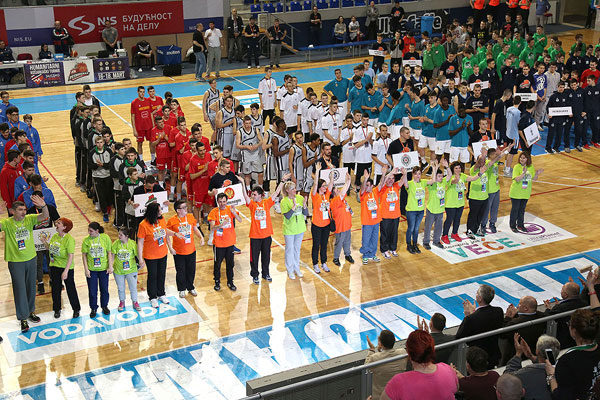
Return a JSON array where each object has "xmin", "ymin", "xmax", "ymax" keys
[
  {"xmin": 53, "ymin": 1, "xmax": 184, "ymax": 44},
  {"xmin": 0, "ymin": 10, "xmax": 6, "ymax": 44}
]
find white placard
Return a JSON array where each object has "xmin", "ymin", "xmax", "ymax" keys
[
  {"xmin": 471, "ymin": 140, "xmax": 497, "ymax": 157},
  {"xmin": 402, "ymin": 59, "xmax": 422, "ymax": 67},
  {"xmin": 215, "ymin": 183, "xmax": 245, "ymax": 206},
  {"xmin": 319, "ymin": 167, "xmax": 348, "ymax": 187},
  {"xmin": 523, "ymin": 122, "xmax": 541, "ymax": 147},
  {"xmin": 454, "ymin": 78, "xmax": 461, "ymax": 85},
  {"xmin": 516, "ymin": 93, "xmax": 537, "ymax": 102},
  {"xmin": 33, "ymin": 227, "xmax": 57, "ymax": 252},
  {"xmin": 62, "ymin": 59, "xmax": 95, "ymax": 84},
  {"xmin": 469, "ymin": 81, "xmax": 489, "ymax": 90},
  {"xmin": 133, "ymin": 191, "xmax": 170, "ymax": 217},
  {"xmin": 393, "ymin": 151, "xmax": 420, "ymax": 169},
  {"xmin": 549, "ymin": 106, "xmax": 572, "ymax": 117},
  {"xmin": 368, "ymin": 49, "xmax": 385, "ymax": 57}
]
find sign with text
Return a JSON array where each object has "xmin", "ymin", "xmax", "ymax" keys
[
  {"xmin": 368, "ymin": 49, "xmax": 385, "ymax": 57},
  {"xmin": 215, "ymin": 183, "xmax": 245, "ymax": 206},
  {"xmin": 471, "ymin": 140, "xmax": 497, "ymax": 157},
  {"xmin": 548, "ymin": 106, "xmax": 572, "ymax": 117},
  {"xmin": 53, "ymin": 1, "xmax": 184, "ymax": 43},
  {"xmin": 524, "ymin": 122, "xmax": 541, "ymax": 147},
  {"xmin": 62, "ymin": 59, "xmax": 94, "ymax": 84},
  {"xmin": 33, "ymin": 227, "xmax": 57, "ymax": 252},
  {"xmin": 24, "ymin": 62, "xmax": 64, "ymax": 88},
  {"xmin": 469, "ymin": 81, "xmax": 489, "ymax": 90},
  {"xmin": 319, "ymin": 168, "xmax": 348, "ymax": 187},
  {"xmin": 393, "ymin": 151, "xmax": 420, "ymax": 170},
  {"xmin": 93, "ymin": 57, "xmax": 130, "ymax": 81},
  {"xmin": 516, "ymin": 93, "xmax": 537, "ymax": 102},
  {"xmin": 402, "ymin": 59, "xmax": 422, "ymax": 67},
  {"xmin": 133, "ymin": 191, "xmax": 169, "ymax": 217}
]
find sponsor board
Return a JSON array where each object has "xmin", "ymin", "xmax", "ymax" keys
[
  {"xmin": 93, "ymin": 57, "xmax": 130, "ymax": 82},
  {"xmin": 215, "ymin": 183, "xmax": 245, "ymax": 206},
  {"xmin": 0, "ymin": 250, "xmax": 593, "ymax": 400},
  {"xmin": 62, "ymin": 59, "xmax": 94, "ymax": 84},
  {"xmin": 426, "ymin": 213, "xmax": 575, "ymax": 264},
  {"xmin": 24, "ymin": 62, "xmax": 65, "ymax": 87},
  {"xmin": 0, "ymin": 295, "xmax": 199, "ymax": 366},
  {"xmin": 133, "ymin": 190, "xmax": 169, "ymax": 217}
]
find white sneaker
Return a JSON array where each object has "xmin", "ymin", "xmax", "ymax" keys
[
  {"xmin": 179, "ymin": 291, "xmax": 186, "ymax": 298},
  {"xmin": 288, "ymin": 272, "xmax": 296, "ymax": 280},
  {"xmin": 313, "ymin": 264, "xmax": 321, "ymax": 273},
  {"xmin": 151, "ymin": 67, "xmax": 156, "ymax": 71},
  {"xmin": 158, "ymin": 296, "xmax": 170, "ymax": 304},
  {"xmin": 321, "ymin": 263, "xmax": 330, "ymax": 272},
  {"xmin": 247, "ymin": 65, "xmax": 251, "ymax": 69},
  {"xmin": 296, "ymin": 269, "xmax": 304, "ymax": 278},
  {"xmin": 95, "ymin": 202, "xmax": 100, "ymax": 212},
  {"xmin": 138, "ymin": 68, "xmax": 142, "ymax": 72},
  {"xmin": 256, "ymin": 65, "xmax": 260, "ymax": 69},
  {"xmin": 189, "ymin": 289, "xmax": 198, "ymax": 296},
  {"xmin": 151, "ymin": 299, "xmax": 159, "ymax": 308}
]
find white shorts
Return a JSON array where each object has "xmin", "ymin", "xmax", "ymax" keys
[
  {"xmin": 241, "ymin": 158, "xmax": 263, "ymax": 175},
  {"xmin": 410, "ymin": 128, "xmax": 422, "ymax": 140},
  {"xmin": 435, "ymin": 140, "xmax": 451, "ymax": 155},
  {"xmin": 338, "ymin": 100, "xmax": 348, "ymax": 117},
  {"xmin": 419, "ymin": 136, "xmax": 436, "ymax": 151},
  {"xmin": 390, "ymin": 124, "xmax": 402, "ymax": 140},
  {"xmin": 402, "ymin": 117, "xmax": 410, "ymax": 128},
  {"xmin": 449, "ymin": 146, "xmax": 470, "ymax": 163}
]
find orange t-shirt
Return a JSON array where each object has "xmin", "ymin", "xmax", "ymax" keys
[
  {"xmin": 379, "ymin": 183, "xmax": 401, "ymax": 219},
  {"xmin": 208, "ymin": 206, "xmax": 236, "ymax": 248},
  {"xmin": 361, "ymin": 187, "xmax": 381, "ymax": 226},
  {"xmin": 137, "ymin": 218, "xmax": 168, "ymax": 260},
  {"xmin": 247, "ymin": 197, "xmax": 275, "ymax": 239},
  {"xmin": 166, "ymin": 214, "xmax": 197, "ymax": 255},
  {"xmin": 311, "ymin": 190, "xmax": 332, "ymax": 228},
  {"xmin": 330, "ymin": 194, "xmax": 353, "ymax": 233}
]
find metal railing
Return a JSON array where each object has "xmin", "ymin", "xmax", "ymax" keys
[{"xmin": 241, "ymin": 306, "xmax": 588, "ymax": 399}]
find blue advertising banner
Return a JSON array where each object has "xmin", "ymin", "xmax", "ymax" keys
[
  {"xmin": 93, "ymin": 57, "xmax": 130, "ymax": 82},
  {"xmin": 24, "ymin": 61, "xmax": 65, "ymax": 87}
]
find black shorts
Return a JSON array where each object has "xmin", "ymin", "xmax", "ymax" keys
[
  {"xmin": 506, "ymin": 139, "xmax": 518, "ymax": 154},
  {"xmin": 343, "ymin": 162, "xmax": 355, "ymax": 172}
]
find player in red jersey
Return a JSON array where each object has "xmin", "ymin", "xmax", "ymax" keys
[
  {"xmin": 170, "ymin": 116, "xmax": 191, "ymax": 201},
  {"xmin": 149, "ymin": 115, "xmax": 171, "ymax": 189},
  {"xmin": 180, "ymin": 137, "xmax": 197, "ymax": 210},
  {"xmin": 161, "ymin": 105, "xmax": 178, "ymax": 128},
  {"xmin": 130, "ymin": 86, "xmax": 153, "ymax": 164},
  {"xmin": 191, "ymin": 123, "xmax": 212, "ymax": 163},
  {"xmin": 169, "ymin": 99, "xmax": 185, "ymax": 117},
  {"xmin": 189, "ymin": 141, "xmax": 210, "ymax": 226},
  {"xmin": 147, "ymin": 86, "xmax": 164, "ymax": 127}
]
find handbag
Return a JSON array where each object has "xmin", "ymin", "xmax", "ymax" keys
[{"xmin": 328, "ymin": 210, "xmax": 336, "ymax": 232}]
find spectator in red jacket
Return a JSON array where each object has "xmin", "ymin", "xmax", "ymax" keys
[
  {"xmin": 4, "ymin": 130, "xmax": 33, "ymax": 161},
  {"xmin": 0, "ymin": 149, "xmax": 22, "ymax": 210},
  {"xmin": 581, "ymin": 60, "xmax": 600, "ymax": 88},
  {"xmin": 403, "ymin": 31, "xmax": 416, "ymax": 54}
]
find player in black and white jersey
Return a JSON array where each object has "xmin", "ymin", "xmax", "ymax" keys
[
  {"xmin": 236, "ymin": 115, "xmax": 264, "ymax": 190},
  {"xmin": 202, "ymin": 78, "xmax": 220, "ymax": 138},
  {"xmin": 302, "ymin": 133, "xmax": 321, "ymax": 196},
  {"xmin": 288, "ymin": 131, "xmax": 305, "ymax": 191},
  {"xmin": 270, "ymin": 117, "xmax": 290, "ymax": 212},
  {"xmin": 215, "ymin": 95, "xmax": 235, "ymax": 158},
  {"xmin": 230, "ymin": 104, "xmax": 245, "ymax": 170},
  {"xmin": 210, "ymin": 85, "xmax": 239, "ymax": 143}
]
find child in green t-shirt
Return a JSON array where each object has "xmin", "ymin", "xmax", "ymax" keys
[{"xmin": 111, "ymin": 227, "xmax": 140, "ymax": 311}]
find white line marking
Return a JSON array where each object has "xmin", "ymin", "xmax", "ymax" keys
[
  {"xmin": 167, "ymin": 76, "xmax": 176, "ymax": 81},
  {"xmin": 535, "ymin": 180, "xmax": 600, "ymax": 190},
  {"xmin": 236, "ymin": 208, "xmax": 385, "ymax": 330},
  {"xmin": 96, "ymin": 96, "xmax": 132, "ymax": 128},
  {"xmin": 222, "ymin": 72, "xmax": 257, "ymax": 90}
]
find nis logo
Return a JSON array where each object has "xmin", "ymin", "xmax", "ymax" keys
[{"xmin": 68, "ymin": 16, "xmax": 117, "ymax": 36}]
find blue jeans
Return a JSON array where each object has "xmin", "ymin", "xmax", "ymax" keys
[
  {"xmin": 113, "ymin": 272, "xmax": 138, "ymax": 303},
  {"xmin": 194, "ymin": 52, "xmax": 206, "ymax": 79},
  {"xmin": 87, "ymin": 269, "xmax": 109, "ymax": 310},
  {"xmin": 406, "ymin": 210, "xmax": 424, "ymax": 245},
  {"xmin": 360, "ymin": 223, "xmax": 379, "ymax": 259}
]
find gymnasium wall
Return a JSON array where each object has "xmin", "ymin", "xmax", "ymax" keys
[{"xmin": 0, "ymin": 0, "xmax": 223, "ymax": 59}]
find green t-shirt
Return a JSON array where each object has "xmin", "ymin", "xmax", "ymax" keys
[
  {"xmin": 281, "ymin": 194, "xmax": 306, "ymax": 236},
  {"xmin": 509, "ymin": 164, "xmax": 536, "ymax": 199},
  {"xmin": 426, "ymin": 180, "xmax": 448, "ymax": 214},
  {"xmin": 520, "ymin": 46, "xmax": 536, "ymax": 67},
  {"xmin": 406, "ymin": 180, "xmax": 426, "ymax": 212},
  {"xmin": 461, "ymin": 56, "xmax": 474, "ymax": 80},
  {"xmin": 422, "ymin": 49, "xmax": 434, "ymax": 70},
  {"xmin": 468, "ymin": 166, "xmax": 489, "ymax": 201},
  {"xmin": 496, "ymin": 52, "xmax": 509, "ymax": 75},
  {"xmin": 445, "ymin": 173, "xmax": 467, "ymax": 208},
  {"xmin": 111, "ymin": 239, "xmax": 138, "ymax": 275},
  {"xmin": 0, "ymin": 214, "xmax": 38, "ymax": 262},
  {"xmin": 548, "ymin": 46, "xmax": 564, "ymax": 62},
  {"xmin": 48, "ymin": 233, "xmax": 75, "ymax": 269},
  {"xmin": 432, "ymin": 44, "xmax": 446, "ymax": 68},
  {"xmin": 511, "ymin": 38, "xmax": 526, "ymax": 57},
  {"xmin": 486, "ymin": 160, "xmax": 500, "ymax": 194},
  {"xmin": 492, "ymin": 43, "xmax": 502, "ymax": 60},
  {"xmin": 81, "ymin": 233, "xmax": 112, "ymax": 271},
  {"xmin": 533, "ymin": 33, "xmax": 547, "ymax": 55}
]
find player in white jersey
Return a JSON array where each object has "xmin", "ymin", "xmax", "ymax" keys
[
  {"xmin": 298, "ymin": 89, "xmax": 316, "ymax": 141},
  {"xmin": 321, "ymin": 100, "xmax": 343, "ymax": 161},
  {"xmin": 371, "ymin": 124, "xmax": 392, "ymax": 185},
  {"xmin": 313, "ymin": 92, "xmax": 330, "ymax": 138},
  {"xmin": 276, "ymin": 74, "xmax": 292, "ymax": 109},
  {"xmin": 292, "ymin": 76, "xmax": 304, "ymax": 98},
  {"xmin": 215, "ymin": 95, "xmax": 235, "ymax": 158},
  {"xmin": 339, "ymin": 114, "xmax": 356, "ymax": 176},
  {"xmin": 202, "ymin": 79, "xmax": 220, "ymax": 132},
  {"xmin": 352, "ymin": 112, "xmax": 375, "ymax": 188},
  {"xmin": 288, "ymin": 131, "xmax": 306, "ymax": 191},
  {"xmin": 257, "ymin": 66, "xmax": 276, "ymax": 126},
  {"xmin": 279, "ymin": 81, "xmax": 300, "ymax": 135},
  {"xmin": 302, "ymin": 133, "xmax": 321, "ymax": 195},
  {"xmin": 236, "ymin": 115, "xmax": 264, "ymax": 188}
]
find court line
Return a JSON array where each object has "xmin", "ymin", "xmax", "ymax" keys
[
  {"xmin": 38, "ymin": 160, "xmax": 90, "ymax": 224},
  {"xmin": 96, "ymin": 97, "xmax": 132, "ymax": 128},
  {"xmin": 222, "ymin": 71, "xmax": 257, "ymax": 90},
  {"xmin": 535, "ymin": 180, "xmax": 600, "ymax": 189}
]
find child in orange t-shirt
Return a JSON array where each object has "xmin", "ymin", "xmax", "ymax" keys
[
  {"xmin": 207, "ymin": 192, "xmax": 242, "ymax": 291},
  {"xmin": 379, "ymin": 166, "xmax": 402, "ymax": 259},
  {"xmin": 330, "ymin": 171, "xmax": 353, "ymax": 266},
  {"xmin": 359, "ymin": 167, "xmax": 386, "ymax": 264}
]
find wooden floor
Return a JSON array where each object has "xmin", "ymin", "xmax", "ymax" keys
[{"xmin": 0, "ymin": 28, "xmax": 599, "ymax": 395}]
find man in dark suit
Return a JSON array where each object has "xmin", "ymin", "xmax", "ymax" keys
[
  {"xmin": 543, "ymin": 281, "xmax": 585, "ymax": 349},
  {"xmin": 456, "ymin": 284, "xmax": 504, "ymax": 368},
  {"xmin": 428, "ymin": 313, "xmax": 455, "ymax": 364},
  {"xmin": 227, "ymin": 8, "xmax": 244, "ymax": 63},
  {"xmin": 500, "ymin": 295, "xmax": 544, "ymax": 364}
]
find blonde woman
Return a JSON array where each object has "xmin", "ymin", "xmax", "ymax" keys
[{"xmin": 281, "ymin": 180, "xmax": 308, "ymax": 279}]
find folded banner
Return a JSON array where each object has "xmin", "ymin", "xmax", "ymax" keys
[
  {"xmin": 319, "ymin": 168, "xmax": 348, "ymax": 187},
  {"xmin": 469, "ymin": 81, "xmax": 489, "ymax": 90},
  {"xmin": 403, "ymin": 59, "xmax": 422, "ymax": 67},
  {"xmin": 215, "ymin": 183, "xmax": 245, "ymax": 206},
  {"xmin": 524, "ymin": 122, "xmax": 541, "ymax": 147},
  {"xmin": 472, "ymin": 139, "xmax": 497, "ymax": 157},
  {"xmin": 393, "ymin": 151, "xmax": 420, "ymax": 169}
]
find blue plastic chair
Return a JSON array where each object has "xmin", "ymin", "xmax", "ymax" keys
[
  {"xmin": 330, "ymin": 0, "xmax": 340, "ymax": 7},
  {"xmin": 317, "ymin": 0, "xmax": 328, "ymax": 8},
  {"xmin": 290, "ymin": 1, "xmax": 302, "ymax": 10},
  {"xmin": 342, "ymin": 0, "xmax": 354, "ymax": 6},
  {"xmin": 264, "ymin": 3, "xmax": 275, "ymax": 12},
  {"xmin": 303, "ymin": 0, "xmax": 312, "ymax": 10},
  {"xmin": 354, "ymin": 0, "xmax": 366, "ymax": 5},
  {"xmin": 276, "ymin": 2, "xmax": 285, "ymax": 11},
  {"xmin": 250, "ymin": 3, "xmax": 261, "ymax": 12}
]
